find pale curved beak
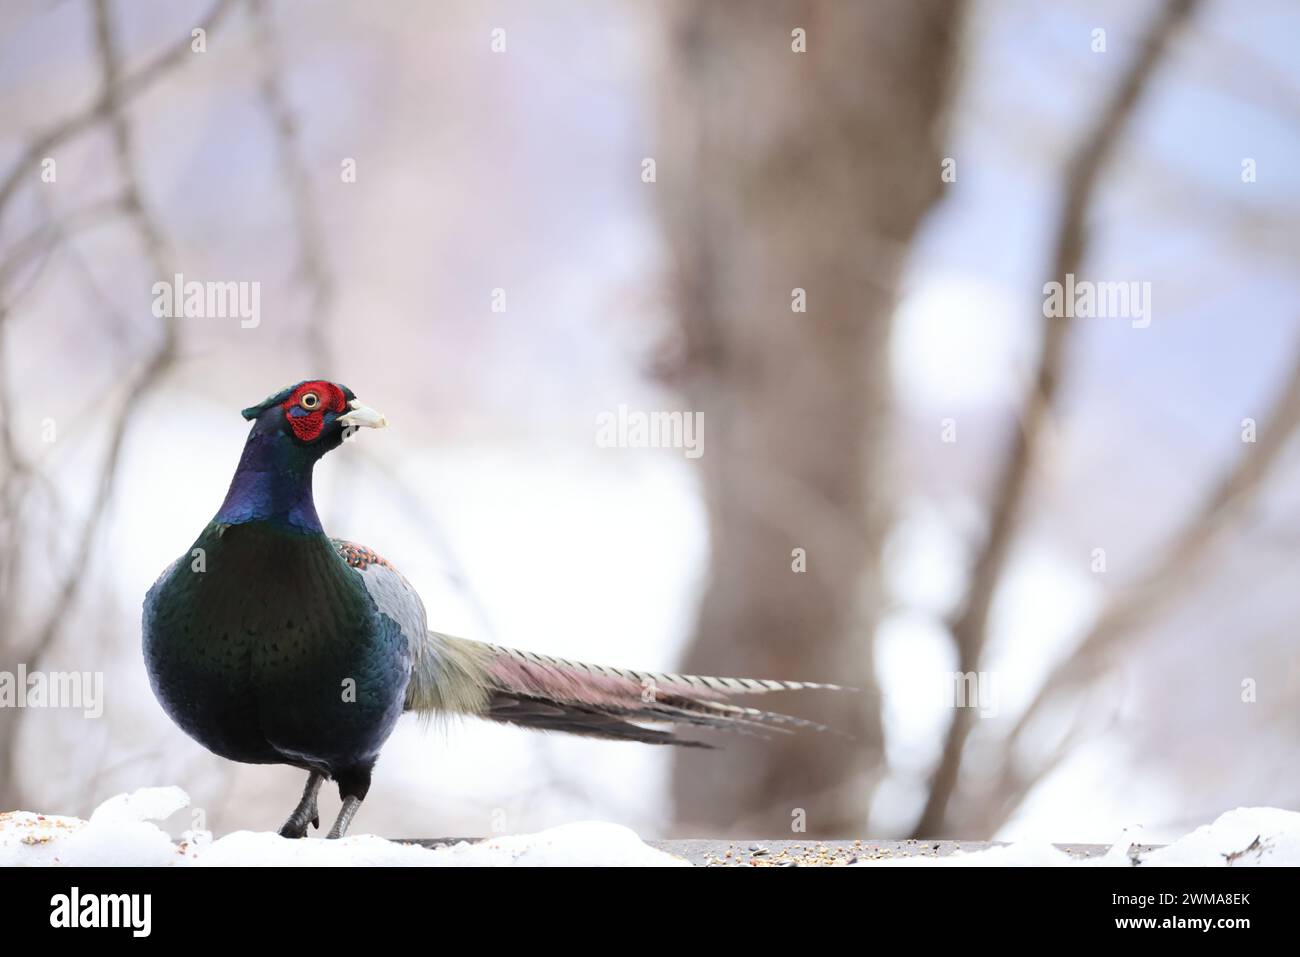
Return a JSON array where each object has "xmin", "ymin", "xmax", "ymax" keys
[{"xmin": 338, "ymin": 399, "xmax": 388, "ymax": 429}]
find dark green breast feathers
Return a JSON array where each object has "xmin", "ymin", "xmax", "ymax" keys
[{"xmin": 144, "ymin": 526, "xmax": 418, "ymax": 773}]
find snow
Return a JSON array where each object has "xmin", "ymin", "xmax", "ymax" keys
[
  {"xmin": 3, "ymin": 788, "xmax": 1296, "ymax": 866},
  {"xmin": 855, "ymin": 810, "xmax": 1300, "ymax": 867},
  {"xmin": 0, "ymin": 788, "xmax": 686, "ymax": 867}
]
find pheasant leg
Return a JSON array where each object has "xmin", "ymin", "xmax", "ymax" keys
[{"xmin": 278, "ymin": 771, "xmax": 325, "ymax": 839}]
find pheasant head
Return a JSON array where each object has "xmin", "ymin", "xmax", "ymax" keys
[
  {"xmin": 215, "ymin": 379, "xmax": 387, "ymax": 532},
  {"xmin": 240, "ymin": 378, "xmax": 387, "ymax": 453}
]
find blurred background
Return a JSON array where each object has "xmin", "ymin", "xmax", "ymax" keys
[{"xmin": 1, "ymin": 0, "xmax": 1298, "ymax": 842}]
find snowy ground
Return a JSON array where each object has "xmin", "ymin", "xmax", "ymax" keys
[
  {"xmin": 1, "ymin": 788, "xmax": 1296, "ymax": 866},
  {"xmin": 0, "ymin": 788, "xmax": 685, "ymax": 867}
]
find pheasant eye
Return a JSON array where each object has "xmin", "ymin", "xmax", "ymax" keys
[{"xmin": 300, "ymin": 392, "xmax": 320, "ymax": 410}]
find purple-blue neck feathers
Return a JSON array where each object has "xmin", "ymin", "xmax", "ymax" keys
[{"xmin": 215, "ymin": 430, "xmax": 323, "ymax": 534}]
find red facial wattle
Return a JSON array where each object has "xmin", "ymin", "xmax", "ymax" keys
[{"xmin": 281, "ymin": 381, "xmax": 346, "ymax": 442}]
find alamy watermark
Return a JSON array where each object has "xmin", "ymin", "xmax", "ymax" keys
[
  {"xmin": 151, "ymin": 273, "xmax": 260, "ymax": 329},
  {"xmin": 1043, "ymin": 273, "xmax": 1152, "ymax": 329},
  {"xmin": 596, "ymin": 404, "xmax": 704, "ymax": 459},
  {"xmin": 50, "ymin": 887, "xmax": 150, "ymax": 937},
  {"xmin": 942, "ymin": 670, "xmax": 998, "ymax": 719},
  {"xmin": 0, "ymin": 665, "xmax": 103, "ymax": 718}
]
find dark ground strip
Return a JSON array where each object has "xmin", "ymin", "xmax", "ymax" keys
[
  {"xmin": 402, "ymin": 837, "xmax": 1156, "ymax": 866},
  {"xmin": 651, "ymin": 840, "xmax": 1155, "ymax": 866}
]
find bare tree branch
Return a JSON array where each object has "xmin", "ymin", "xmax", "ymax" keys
[
  {"xmin": 0, "ymin": 196, "xmax": 129, "ymax": 295},
  {"xmin": 974, "ymin": 337, "xmax": 1300, "ymax": 833},
  {"xmin": 249, "ymin": 0, "xmax": 336, "ymax": 372},
  {"xmin": 0, "ymin": 0, "xmax": 202, "ymax": 809},
  {"xmin": 23, "ymin": 0, "xmax": 183, "ymax": 665},
  {"xmin": 911, "ymin": 0, "xmax": 1202, "ymax": 839},
  {"xmin": 0, "ymin": 0, "xmax": 237, "ymax": 223}
]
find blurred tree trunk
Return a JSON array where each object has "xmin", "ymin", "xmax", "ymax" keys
[{"xmin": 656, "ymin": 0, "xmax": 964, "ymax": 835}]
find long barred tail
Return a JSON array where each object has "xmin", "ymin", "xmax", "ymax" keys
[{"xmin": 405, "ymin": 632, "xmax": 849, "ymax": 748}]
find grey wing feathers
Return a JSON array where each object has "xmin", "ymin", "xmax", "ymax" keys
[{"xmin": 332, "ymin": 539, "xmax": 427, "ymax": 670}]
